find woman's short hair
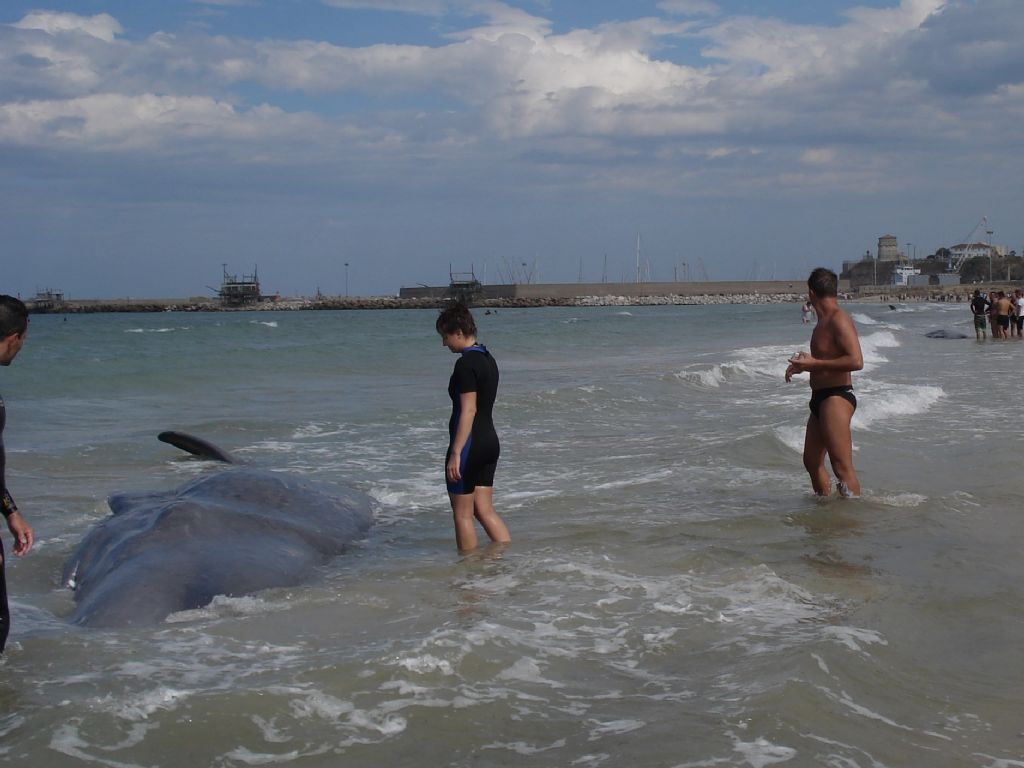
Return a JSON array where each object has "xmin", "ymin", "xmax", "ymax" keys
[{"xmin": 436, "ymin": 303, "xmax": 477, "ymax": 337}]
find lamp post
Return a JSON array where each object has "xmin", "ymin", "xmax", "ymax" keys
[
  {"xmin": 986, "ymin": 230, "xmax": 993, "ymax": 283},
  {"xmin": 344, "ymin": 262, "xmax": 349, "ymax": 297}
]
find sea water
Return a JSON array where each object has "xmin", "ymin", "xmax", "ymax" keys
[{"xmin": 1, "ymin": 301, "xmax": 1023, "ymax": 767}]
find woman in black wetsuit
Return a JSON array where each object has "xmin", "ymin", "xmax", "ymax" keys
[{"xmin": 436, "ymin": 304, "xmax": 511, "ymax": 552}]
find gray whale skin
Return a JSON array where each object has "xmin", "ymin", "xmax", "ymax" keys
[{"xmin": 62, "ymin": 432, "xmax": 374, "ymax": 627}]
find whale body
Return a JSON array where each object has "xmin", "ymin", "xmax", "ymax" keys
[{"xmin": 63, "ymin": 433, "xmax": 374, "ymax": 627}]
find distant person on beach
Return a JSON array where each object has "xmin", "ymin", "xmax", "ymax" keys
[
  {"xmin": 1015, "ymin": 290, "xmax": 1024, "ymax": 337},
  {"xmin": 993, "ymin": 291, "xmax": 1013, "ymax": 340},
  {"xmin": 785, "ymin": 268, "xmax": 864, "ymax": 497},
  {"xmin": 801, "ymin": 301, "xmax": 815, "ymax": 324},
  {"xmin": 0, "ymin": 296, "xmax": 34, "ymax": 653},
  {"xmin": 436, "ymin": 304, "xmax": 511, "ymax": 552},
  {"xmin": 971, "ymin": 290, "xmax": 989, "ymax": 340}
]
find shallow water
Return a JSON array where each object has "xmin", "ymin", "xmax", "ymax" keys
[{"xmin": 2, "ymin": 301, "xmax": 1024, "ymax": 766}]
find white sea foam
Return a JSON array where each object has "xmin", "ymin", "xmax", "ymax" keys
[
  {"xmin": 587, "ymin": 719, "xmax": 645, "ymax": 740},
  {"xmin": 823, "ymin": 625, "xmax": 888, "ymax": 653},
  {"xmin": 497, "ymin": 658, "xmax": 564, "ymax": 687},
  {"xmin": 853, "ymin": 313, "xmax": 904, "ymax": 332},
  {"xmin": 731, "ymin": 343, "xmax": 807, "ymax": 379},
  {"xmin": 482, "ymin": 739, "xmax": 568, "ymax": 755},
  {"xmin": 224, "ymin": 746, "xmax": 305, "ymax": 765},
  {"xmin": 585, "ymin": 468, "xmax": 673, "ymax": 490},
  {"xmin": 50, "ymin": 722, "xmax": 156, "ymax": 764},
  {"xmin": 166, "ymin": 594, "xmax": 281, "ymax": 623},
  {"xmin": 730, "ymin": 734, "xmax": 798, "ymax": 767},
  {"xmin": 292, "ymin": 422, "xmax": 349, "ymax": 438},
  {"xmin": 868, "ymin": 492, "xmax": 927, "ymax": 508},
  {"xmin": 674, "ymin": 362, "xmax": 763, "ymax": 388},
  {"xmin": 774, "ymin": 425, "xmax": 805, "ymax": 453},
  {"xmin": 113, "ymin": 687, "xmax": 193, "ymax": 721},
  {"xmin": 853, "ymin": 384, "xmax": 944, "ymax": 430},
  {"xmin": 858, "ymin": 330, "xmax": 901, "ymax": 372},
  {"xmin": 395, "ymin": 654, "xmax": 455, "ymax": 675},
  {"xmin": 250, "ymin": 715, "xmax": 290, "ymax": 744},
  {"xmin": 822, "ymin": 686, "xmax": 915, "ymax": 731}
]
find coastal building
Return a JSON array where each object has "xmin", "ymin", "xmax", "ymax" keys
[
  {"xmin": 892, "ymin": 264, "xmax": 921, "ymax": 286},
  {"xmin": 214, "ymin": 265, "xmax": 263, "ymax": 306},
  {"xmin": 29, "ymin": 288, "xmax": 66, "ymax": 311},
  {"xmin": 877, "ymin": 235, "xmax": 899, "ymax": 261}
]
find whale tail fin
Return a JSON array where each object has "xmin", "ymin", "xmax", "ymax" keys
[{"xmin": 158, "ymin": 431, "xmax": 237, "ymax": 463}]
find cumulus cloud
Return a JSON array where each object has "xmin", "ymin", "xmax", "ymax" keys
[
  {"xmin": 0, "ymin": 93, "xmax": 320, "ymax": 152},
  {"xmin": 2, "ymin": 1, "xmax": 1023, "ymax": 298},
  {"xmin": 191, "ymin": 0, "xmax": 261, "ymax": 6},
  {"xmin": 1, "ymin": 1, "xmax": 1023, "ymax": 190},
  {"xmin": 12, "ymin": 11, "xmax": 122, "ymax": 42},
  {"xmin": 658, "ymin": 1, "xmax": 720, "ymax": 17}
]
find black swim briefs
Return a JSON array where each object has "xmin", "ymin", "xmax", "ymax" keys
[{"xmin": 809, "ymin": 386, "xmax": 857, "ymax": 418}]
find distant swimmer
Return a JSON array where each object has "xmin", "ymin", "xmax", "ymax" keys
[
  {"xmin": 970, "ymin": 289, "xmax": 989, "ymax": 341},
  {"xmin": 801, "ymin": 301, "xmax": 815, "ymax": 324},
  {"xmin": 785, "ymin": 268, "xmax": 864, "ymax": 498},
  {"xmin": 436, "ymin": 303, "xmax": 511, "ymax": 552}
]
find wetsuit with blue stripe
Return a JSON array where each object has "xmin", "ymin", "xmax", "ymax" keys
[{"xmin": 446, "ymin": 345, "xmax": 500, "ymax": 494}]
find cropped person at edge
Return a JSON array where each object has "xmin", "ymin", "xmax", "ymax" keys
[{"xmin": 0, "ymin": 295, "xmax": 35, "ymax": 653}]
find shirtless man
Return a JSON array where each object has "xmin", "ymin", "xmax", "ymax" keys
[
  {"xmin": 993, "ymin": 291, "xmax": 1014, "ymax": 340},
  {"xmin": 785, "ymin": 268, "xmax": 864, "ymax": 497}
]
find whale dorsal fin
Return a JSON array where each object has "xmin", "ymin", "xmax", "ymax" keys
[{"xmin": 158, "ymin": 431, "xmax": 237, "ymax": 464}]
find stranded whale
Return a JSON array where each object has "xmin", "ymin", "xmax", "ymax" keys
[{"xmin": 62, "ymin": 431, "xmax": 374, "ymax": 627}]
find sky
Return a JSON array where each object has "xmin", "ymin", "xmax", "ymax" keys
[{"xmin": 2, "ymin": 0, "xmax": 1022, "ymax": 298}]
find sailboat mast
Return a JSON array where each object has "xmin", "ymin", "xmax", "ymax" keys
[{"xmin": 636, "ymin": 233, "xmax": 641, "ymax": 284}]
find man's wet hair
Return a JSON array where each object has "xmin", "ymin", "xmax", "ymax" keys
[
  {"xmin": 807, "ymin": 268, "xmax": 838, "ymax": 298},
  {"xmin": 0, "ymin": 295, "xmax": 28, "ymax": 339},
  {"xmin": 436, "ymin": 303, "xmax": 477, "ymax": 337}
]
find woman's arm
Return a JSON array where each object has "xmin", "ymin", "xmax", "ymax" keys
[{"xmin": 446, "ymin": 391, "xmax": 478, "ymax": 482}]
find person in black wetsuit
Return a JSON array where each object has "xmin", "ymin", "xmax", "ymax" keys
[
  {"xmin": 436, "ymin": 304, "xmax": 511, "ymax": 552},
  {"xmin": 0, "ymin": 296, "xmax": 34, "ymax": 653}
]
